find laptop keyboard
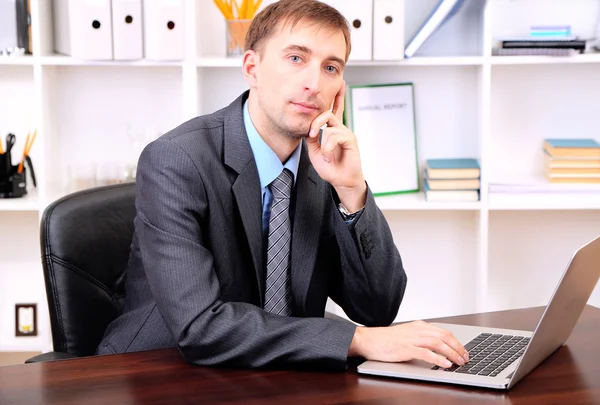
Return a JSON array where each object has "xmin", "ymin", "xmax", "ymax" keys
[{"xmin": 431, "ymin": 333, "xmax": 530, "ymax": 377}]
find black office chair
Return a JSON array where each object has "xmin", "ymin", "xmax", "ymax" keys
[{"xmin": 27, "ymin": 183, "xmax": 136, "ymax": 362}]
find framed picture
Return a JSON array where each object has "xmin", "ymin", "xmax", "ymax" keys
[{"xmin": 15, "ymin": 303, "xmax": 37, "ymax": 337}]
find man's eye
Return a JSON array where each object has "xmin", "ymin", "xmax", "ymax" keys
[
  {"xmin": 326, "ymin": 66, "xmax": 338, "ymax": 73},
  {"xmin": 290, "ymin": 55, "xmax": 301, "ymax": 63}
]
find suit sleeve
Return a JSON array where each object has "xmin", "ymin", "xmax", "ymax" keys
[
  {"xmin": 328, "ymin": 186, "xmax": 408, "ymax": 327},
  {"xmin": 135, "ymin": 138, "xmax": 356, "ymax": 370}
]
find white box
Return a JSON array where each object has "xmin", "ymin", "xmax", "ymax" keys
[
  {"xmin": 323, "ymin": 0, "xmax": 373, "ymax": 61},
  {"xmin": 373, "ymin": 0, "xmax": 404, "ymax": 60},
  {"xmin": 112, "ymin": 0, "xmax": 143, "ymax": 60},
  {"xmin": 142, "ymin": 0, "xmax": 184, "ymax": 61},
  {"xmin": 52, "ymin": 0, "xmax": 113, "ymax": 60}
]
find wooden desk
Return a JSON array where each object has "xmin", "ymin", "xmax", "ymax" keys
[{"xmin": 1, "ymin": 306, "xmax": 599, "ymax": 405}]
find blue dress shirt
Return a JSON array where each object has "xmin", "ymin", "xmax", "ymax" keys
[{"xmin": 243, "ymin": 100, "xmax": 302, "ymax": 237}]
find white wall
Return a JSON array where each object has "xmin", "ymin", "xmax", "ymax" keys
[{"xmin": 1, "ymin": 0, "xmax": 599, "ymax": 352}]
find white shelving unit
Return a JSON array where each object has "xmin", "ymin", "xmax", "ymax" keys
[{"xmin": 1, "ymin": 0, "xmax": 599, "ymax": 353}]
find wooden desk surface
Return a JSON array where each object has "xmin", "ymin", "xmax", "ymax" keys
[{"xmin": 1, "ymin": 306, "xmax": 599, "ymax": 405}]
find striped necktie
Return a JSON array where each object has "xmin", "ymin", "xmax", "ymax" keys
[{"xmin": 264, "ymin": 168, "xmax": 293, "ymax": 316}]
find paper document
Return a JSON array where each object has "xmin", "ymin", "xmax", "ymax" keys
[{"xmin": 346, "ymin": 83, "xmax": 419, "ymax": 196}]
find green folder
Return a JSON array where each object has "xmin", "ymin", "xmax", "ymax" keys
[{"xmin": 345, "ymin": 82, "xmax": 420, "ymax": 196}]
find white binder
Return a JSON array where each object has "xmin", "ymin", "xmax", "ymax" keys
[
  {"xmin": 142, "ymin": 0, "xmax": 184, "ymax": 61},
  {"xmin": 112, "ymin": 0, "xmax": 143, "ymax": 60},
  {"xmin": 373, "ymin": 0, "xmax": 404, "ymax": 61},
  {"xmin": 53, "ymin": 0, "xmax": 113, "ymax": 60},
  {"xmin": 323, "ymin": 0, "xmax": 373, "ymax": 61},
  {"xmin": 0, "ymin": 1, "xmax": 18, "ymax": 53}
]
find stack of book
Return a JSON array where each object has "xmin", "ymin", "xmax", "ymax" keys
[
  {"xmin": 543, "ymin": 139, "xmax": 600, "ymax": 183},
  {"xmin": 423, "ymin": 158, "xmax": 480, "ymax": 202},
  {"xmin": 492, "ymin": 26, "xmax": 587, "ymax": 57},
  {"xmin": 492, "ymin": 38, "xmax": 586, "ymax": 56}
]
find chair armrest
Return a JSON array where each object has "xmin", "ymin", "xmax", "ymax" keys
[{"xmin": 25, "ymin": 352, "xmax": 78, "ymax": 363}]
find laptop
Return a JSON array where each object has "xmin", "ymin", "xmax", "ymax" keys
[{"xmin": 357, "ymin": 234, "xmax": 600, "ymax": 390}]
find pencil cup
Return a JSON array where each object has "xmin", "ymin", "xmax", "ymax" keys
[
  {"xmin": 226, "ymin": 19, "xmax": 251, "ymax": 57},
  {"xmin": 0, "ymin": 153, "xmax": 7, "ymax": 187},
  {"xmin": 0, "ymin": 154, "xmax": 27, "ymax": 198},
  {"xmin": 4, "ymin": 169, "xmax": 27, "ymax": 198}
]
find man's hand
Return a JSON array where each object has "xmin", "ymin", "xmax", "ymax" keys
[
  {"xmin": 348, "ymin": 321, "xmax": 470, "ymax": 369},
  {"xmin": 305, "ymin": 81, "xmax": 366, "ymax": 212}
]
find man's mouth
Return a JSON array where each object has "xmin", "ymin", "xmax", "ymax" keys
[{"xmin": 291, "ymin": 102, "xmax": 320, "ymax": 113}]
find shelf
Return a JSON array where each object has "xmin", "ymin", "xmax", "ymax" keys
[
  {"xmin": 196, "ymin": 55, "xmax": 484, "ymax": 68},
  {"xmin": 197, "ymin": 56, "xmax": 242, "ymax": 67},
  {"xmin": 375, "ymin": 192, "xmax": 481, "ymax": 211},
  {"xmin": 39, "ymin": 55, "xmax": 183, "ymax": 67},
  {"xmin": 0, "ymin": 56, "xmax": 35, "ymax": 66},
  {"xmin": 0, "ymin": 190, "xmax": 40, "ymax": 212},
  {"xmin": 489, "ymin": 193, "xmax": 600, "ymax": 210},
  {"xmin": 491, "ymin": 53, "xmax": 600, "ymax": 66},
  {"xmin": 11, "ymin": 53, "xmax": 600, "ymax": 67},
  {"xmin": 349, "ymin": 56, "xmax": 484, "ymax": 67},
  {"xmin": 6, "ymin": 191, "xmax": 596, "ymax": 212}
]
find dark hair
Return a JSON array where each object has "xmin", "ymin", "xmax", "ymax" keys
[{"xmin": 245, "ymin": 0, "xmax": 351, "ymax": 61}]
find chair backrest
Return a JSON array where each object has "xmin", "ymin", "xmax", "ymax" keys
[{"xmin": 40, "ymin": 183, "xmax": 136, "ymax": 356}]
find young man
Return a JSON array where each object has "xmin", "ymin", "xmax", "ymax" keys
[{"xmin": 98, "ymin": 0, "xmax": 468, "ymax": 371}]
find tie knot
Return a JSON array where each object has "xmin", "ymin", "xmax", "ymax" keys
[{"xmin": 270, "ymin": 169, "xmax": 293, "ymax": 200}]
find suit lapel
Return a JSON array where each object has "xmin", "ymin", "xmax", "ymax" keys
[
  {"xmin": 291, "ymin": 143, "xmax": 325, "ymax": 314},
  {"xmin": 224, "ymin": 92, "xmax": 265, "ymax": 306}
]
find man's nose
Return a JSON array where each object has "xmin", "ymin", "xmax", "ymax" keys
[{"xmin": 302, "ymin": 64, "xmax": 323, "ymax": 95}]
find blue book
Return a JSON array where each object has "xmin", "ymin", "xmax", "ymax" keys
[
  {"xmin": 427, "ymin": 158, "xmax": 480, "ymax": 169},
  {"xmin": 544, "ymin": 139, "xmax": 600, "ymax": 158},
  {"xmin": 544, "ymin": 139, "xmax": 600, "ymax": 148},
  {"xmin": 425, "ymin": 158, "xmax": 480, "ymax": 180},
  {"xmin": 530, "ymin": 25, "xmax": 571, "ymax": 37}
]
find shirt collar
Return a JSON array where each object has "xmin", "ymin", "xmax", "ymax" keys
[{"xmin": 243, "ymin": 99, "xmax": 302, "ymax": 192}]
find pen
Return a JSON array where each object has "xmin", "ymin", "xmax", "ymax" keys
[
  {"xmin": 17, "ymin": 133, "xmax": 31, "ymax": 174},
  {"xmin": 18, "ymin": 130, "xmax": 37, "ymax": 174}
]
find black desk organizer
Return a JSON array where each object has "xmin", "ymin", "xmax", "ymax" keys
[{"xmin": 0, "ymin": 153, "xmax": 36, "ymax": 198}]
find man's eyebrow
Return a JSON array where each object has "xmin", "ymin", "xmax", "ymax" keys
[
  {"xmin": 283, "ymin": 44, "xmax": 346, "ymax": 67},
  {"xmin": 283, "ymin": 44, "xmax": 311, "ymax": 55}
]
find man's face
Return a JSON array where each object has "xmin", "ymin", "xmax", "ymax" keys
[{"xmin": 251, "ymin": 19, "xmax": 346, "ymax": 139}]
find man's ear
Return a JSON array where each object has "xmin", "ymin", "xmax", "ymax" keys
[{"xmin": 242, "ymin": 50, "xmax": 259, "ymax": 88}]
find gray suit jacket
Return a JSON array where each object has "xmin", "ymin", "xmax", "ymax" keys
[{"xmin": 97, "ymin": 91, "xmax": 407, "ymax": 370}]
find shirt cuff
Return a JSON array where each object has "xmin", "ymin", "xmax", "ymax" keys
[{"xmin": 340, "ymin": 205, "xmax": 365, "ymax": 225}]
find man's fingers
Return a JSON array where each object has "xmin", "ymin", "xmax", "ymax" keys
[
  {"xmin": 309, "ymin": 111, "xmax": 340, "ymax": 139},
  {"xmin": 418, "ymin": 337, "xmax": 466, "ymax": 366},
  {"xmin": 414, "ymin": 347, "xmax": 453, "ymax": 369},
  {"xmin": 305, "ymin": 128, "xmax": 322, "ymax": 159},
  {"xmin": 321, "ymin": 129, "xmax": 336, "ymax": 163},
  {"xmin": 332, "ymin": 82, "xmax": 346, "ymax": 120},
  {"xmin": 409, "ymin": 321, "xmax": 469, "ymax": 362},
  {"xmin": 427, "ymin": 326, "xmax": 469, "ymax": 362},
  {"xmin": 321, "ymin": 129, "xmax": 352, "ymax": 163}
]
